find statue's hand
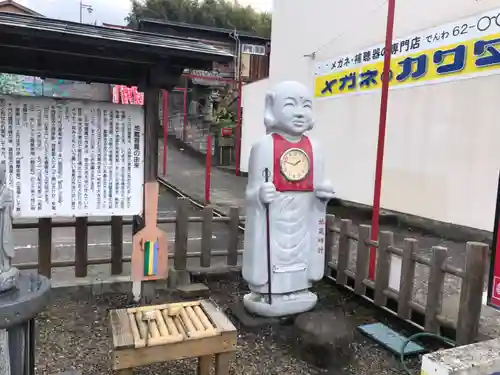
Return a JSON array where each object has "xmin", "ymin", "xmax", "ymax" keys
[
  {"xmin": 315, "ymin": 182, "xmax": 335, "ymax": 201},
  {"xmin": 259, "ymin": 182, "xmax": 278, "ymax": 204}
]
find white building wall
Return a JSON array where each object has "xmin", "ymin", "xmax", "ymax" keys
[
  {"xmin": 240, "ymin": 0, "xmax": 500, "ymax": 231},
  {"xmin": 241, "ymin": 78, "xmax": 269, "ymax": 173}
]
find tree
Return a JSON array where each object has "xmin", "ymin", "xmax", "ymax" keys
[
  {"xmin": 0, "ymin": 74, "xmax": 25, "ymax": 95},
  {"xmin": 127, "ymin": 0, "xmax": 271, "ymax": 38}
]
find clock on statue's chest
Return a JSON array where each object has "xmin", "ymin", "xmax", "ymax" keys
[
  {"xmin": 280, "ymin": 148, "xmax": 310, "ymax": 182},
  {"xmin": 272, "ymin": 133, "xmax": 314, "ymax": 192}
]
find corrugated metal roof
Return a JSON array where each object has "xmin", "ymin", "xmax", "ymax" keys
[
  {"xmin": 139, "ymin": 18, "xmax": 270, "ymax": 42},
  {"xmin": 0, "ymin": 12, "xmax": 234, "ymax": 58}
]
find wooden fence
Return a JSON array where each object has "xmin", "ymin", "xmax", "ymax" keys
[
  {"xmin": 12, "ymin": 198, "xmax": 488, "ymax": 345},
  {"xmin": 12, "ymin": 198, "xmax": 243, "ymax": 278},
  {"xmin": 324, "ymin": 216, "xmax": 489, "ymax": 346}
]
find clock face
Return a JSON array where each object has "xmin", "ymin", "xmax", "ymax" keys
[{"xmin": 279, "ymin": 148, "xmax": 310, "ymax": 182}]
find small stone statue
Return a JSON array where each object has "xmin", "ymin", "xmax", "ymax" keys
[
  {"xmin": 242, "ymin": 81, "xmax": 335, "ymax": 317},
  {"xmin": 0, "ymin": 162, "xmax": 18, "ymax": 293}
]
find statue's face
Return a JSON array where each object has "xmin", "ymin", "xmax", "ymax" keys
[{"xmin": 273, "ymin": 82, "xmax": 313, "ymax": 136}]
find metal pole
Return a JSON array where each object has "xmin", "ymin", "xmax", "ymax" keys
[
  {"xmin": 235, "ymin": 80, "xmax": 242, "ymax": 176},
  {"xmin": 162, "ymin": 90, "xmax": 168, "ymax": 177},
  {"xmin": 182, "ymin": 83, "xmax": 188, "ymax": 142},
  {"xmin": 205, "ymin": 135, "xmax": 212, "ymax": 204},
  {"xmin": 79, "ymin": 1, "xmax": 93, "ymax": 24},
  {"xmin": 235, "ymin": 35, "xmax": 243, "ymax": 177},
  {"xmin": 369, "ymin": 0, "xmax": 396, "ymax": 280}
]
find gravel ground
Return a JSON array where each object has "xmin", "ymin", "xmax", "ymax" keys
[{"xmin": 34, "ymin": 273, "xmax": 438, "ymax": 375}]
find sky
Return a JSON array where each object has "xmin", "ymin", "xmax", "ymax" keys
[
  {"xmin": 17, "ymin": 0, "xmax": 132, "ymax": 25},
  {"xmin": 16, "ymin": 0, "xmax": 273, "ymax": 25},
  {"xmin": 237, "ymin": 0, "xmax": 272, "ymax": 13}
]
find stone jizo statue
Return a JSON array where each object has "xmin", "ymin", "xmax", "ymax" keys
[
  {"xmin": 0, "ymin": 162, "xmax": 18, "ymax": 293},
  {"xmin": 242, "ymin": 81, "xmax": 335, "ymax": 317}
]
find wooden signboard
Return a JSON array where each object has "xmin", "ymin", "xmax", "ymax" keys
[
  {"xmin": 131, "ymin": 181, "xmax": 169, "ymax": 281},
  {"xmin": 220, "ymin": 127, "xmax": 233, "ymax": 137}
]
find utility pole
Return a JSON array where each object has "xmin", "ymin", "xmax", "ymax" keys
[
  {"xmin": 369, "ymin": 0, "xmax": 396, "ymax": 280},
  {"xmin": 79, "ymin": 0, "xmax": 93, "ymax": 23}
]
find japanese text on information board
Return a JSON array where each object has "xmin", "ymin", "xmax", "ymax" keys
[
  {"xmin": 314, "ymin": 8, "xmax": 500, "ymax": 99},
  {"xmin": 0, "ymin": 95, "xmax": 145, "ymax": 218}
]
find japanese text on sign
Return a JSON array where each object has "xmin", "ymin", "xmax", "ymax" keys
[
  {"xmin": 314, "ymin": 8, "xmax": 500, "ymax": 99},
  {"xmin": 0, "ymin": 95, "xmax": 145, "ymax": 218}
]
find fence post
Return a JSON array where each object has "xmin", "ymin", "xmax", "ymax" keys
[
  {"xmin": 174, "ymin": 198, "xmax": 189, "ymax": 271},
  {"xmin": 324, "ymin": 215, "xmax": 335, "ymax": 274},
  {"xmin": 75, "ymin": 217, "xmax": 88, "ymax": 277},
  {"xmin": 226, "ymin": 206, "xmax": 239, "ymax": 266},
  {"xmin": 456, "ymin": 242, "xmax": 489, "ymax": 345},
  {"xmin": 111, "ymin": 216, "xmax": 124, "ymax": 275},
  {"xmin": 424, "ymin": 246, "xmax": 448, "ymax": 333},
  {"xmin": 397, "ymin": 238, "xmax": 417, "ymax": 320},
  {"xmin": 374, "ymin": 231, "xmax": 394, "ymax": 306},
  {"xmin": 200, "ymin": 206, "xmax": 213, "ymax": 268},
  {"xmin": 336, "ymin": 219, "xmax": 351, "ymax": 286},
  {"xmin": 355, "ymin": 224, "xmax": 371, "ymax": 296},
  {"xmin": 38, "ymin": 218, "xmax": 52, "ymax": 278}
]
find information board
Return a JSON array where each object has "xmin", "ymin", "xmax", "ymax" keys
[
  {"xmin": 488, "ymin": 171, "xmax": 500, "ymax": 309},
  {"xmin": 0, "ymin": 95, "xmax": 144, "ymax": 218}
]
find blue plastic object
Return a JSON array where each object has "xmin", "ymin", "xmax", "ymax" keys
[{"xmin": 357, "ymin": 323, "xmax": 427, "ymax": 356}]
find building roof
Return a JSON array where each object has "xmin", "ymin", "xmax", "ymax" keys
[
  {"xmin": 138, "ymin": 18, "xmax": 270, "ymax": 43},
  {"xmin": 0, "ymin": 12, "xmax": 234, "ymax": 86},
  {"xmin": 101, "ymin": 22, "xmax": 128, "ymax": 29},
  {"xmin": 0, "ymin": 0, "xmax": 43, "ymax": 16}
]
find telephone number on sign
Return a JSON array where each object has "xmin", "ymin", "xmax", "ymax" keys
[{"xmin": 451, "ymin": 12, "xmax": 500, "ymax": 36}]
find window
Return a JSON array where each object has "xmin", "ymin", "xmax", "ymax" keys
[
  {"xmin": 241, "ymin": 44, "xmax": 266, "ymax": 56},
  {"xmin": 254, "ymin": 45, "xmax": 266, "ymax": 55}
]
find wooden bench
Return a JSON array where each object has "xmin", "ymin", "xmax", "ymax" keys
[{"xmin": 110, "ymin": 300, "xmax": 238, "ymax": 374}]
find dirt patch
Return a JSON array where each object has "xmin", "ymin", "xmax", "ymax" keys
[{"xmin": 35, "ymin": 275, "xmax": 432, "ymax": 375}]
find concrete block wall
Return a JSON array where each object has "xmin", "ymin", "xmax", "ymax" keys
[{"xmin": 421, "ymin": 338, "xmax": 500, "ymax": 375}]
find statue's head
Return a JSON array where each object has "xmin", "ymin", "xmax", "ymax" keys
[{"xmin": 264, "ymin": 81, "xmax": 314, "ymax": 136}]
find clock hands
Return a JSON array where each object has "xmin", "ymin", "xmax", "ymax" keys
[{"xmin": 284, "ymin": 160, "xmax": 302, "ymax": 166}]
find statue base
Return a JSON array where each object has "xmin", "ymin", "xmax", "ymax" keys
[
  {"xmin": 243, "ymin": 290, "xmax": 317, "ymax": 317},
  {"xmin": 229, "ymin": 302, "xmax": 281, "ymax": 327},
  {"xmin": 0, "ymin": 267, "xmax": 19, "ymax": 293},
  {"xmin": 0, "ymin": 273, "xmax": 51, "ymax": 375}
]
